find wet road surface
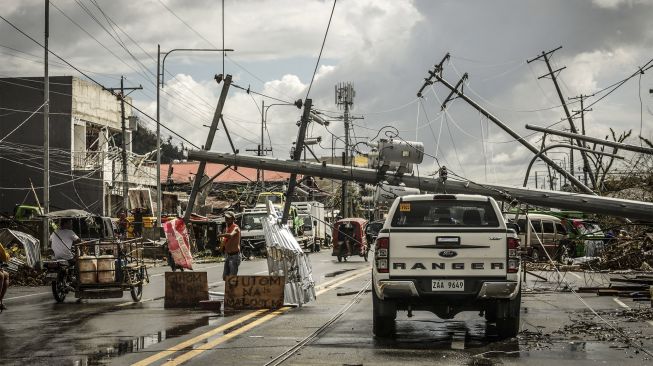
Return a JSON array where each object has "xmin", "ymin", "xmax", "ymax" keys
[{"xmin": 2, "ymin": 252, "xmax": 653, "ymax": 365}]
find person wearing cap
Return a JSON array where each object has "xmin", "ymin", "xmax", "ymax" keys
[{"xmin": 218, "ymin": 211, "xmax": 241, "ymax": 280}]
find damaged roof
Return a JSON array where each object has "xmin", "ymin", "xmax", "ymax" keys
[{"xmin": 162, "ymin": 162, "xmax": 293, "ymax": 184}]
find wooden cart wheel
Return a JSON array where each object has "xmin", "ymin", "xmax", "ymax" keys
[{"xmin": 130, "ymin": 268, "xmax": 144, "ymax": 302}]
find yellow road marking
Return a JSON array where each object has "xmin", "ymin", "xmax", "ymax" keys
[
  {"xmin": 131, "ymin": 309, "xmax": 267, "ymax": 366},
  {"xmin": 161, "ymin": 308, "xmax": 291, "ymax": 366},
  {"xmin": 148, "ymin": 268, "xmax": 369, "ymax": 366}
]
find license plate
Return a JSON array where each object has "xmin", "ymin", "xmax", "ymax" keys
[
  {"xmin": 432, "ymin": 279, "xmax": 465, "ymax": 291},
  {"xmin": 46, "ymin": 273, "xmax": 58, "ymax": 280}
]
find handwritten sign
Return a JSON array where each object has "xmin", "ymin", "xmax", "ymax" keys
[
  {"xmin": 224, "ymin": 275, "xmax": 285, "ymax": 310},
  {"xmin": 165, "ymin": 271, "xmax": 208, "ymax": 308}
]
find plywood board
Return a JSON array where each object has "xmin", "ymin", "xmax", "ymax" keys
[
  {"xmin": 164, "ymin": 271, "xmax": 208, "ymax": 308},
  {"xmin": 224, "ymin": 276, "xmax": 285, "ymax": 310}
]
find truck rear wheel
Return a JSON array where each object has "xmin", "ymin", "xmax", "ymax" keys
[
  {"xmin": 496, "ymin": 290, "xmax": 521, "ymax": 339},
  {"xmin": 372, "ymin": 287, "xmax": 396, "ymax": 338}
]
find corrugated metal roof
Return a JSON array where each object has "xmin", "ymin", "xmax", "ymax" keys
[{"xmin": 162, "ymin": 162, "xmax": 292, "ymax": 184}]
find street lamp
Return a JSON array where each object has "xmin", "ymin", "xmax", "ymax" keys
[
  {"xmin": 156, "ymin": 45, "xmax": 234, "ymax": 228},
  {"xmin": 259, "ymin": 100, "xmax": 303, "ymax": 187}
]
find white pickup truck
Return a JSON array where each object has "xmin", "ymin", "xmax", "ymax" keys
[{"xmin": 372, "ymin": 194, "xmax": 522, "ymax": 338}]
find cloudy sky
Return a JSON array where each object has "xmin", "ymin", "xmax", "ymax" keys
[{"xmin": 2, "ymin": 0, "xmax": 652, "ymax": 187}]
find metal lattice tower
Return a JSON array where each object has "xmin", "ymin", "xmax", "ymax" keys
[{"xmin": 335, "ymin": 82, "xmax": 355, "ymax": 217}]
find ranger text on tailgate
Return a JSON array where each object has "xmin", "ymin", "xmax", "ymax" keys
[{"xmin": 372, "ymin": 194, "xmax": 522, "ymax": 338}]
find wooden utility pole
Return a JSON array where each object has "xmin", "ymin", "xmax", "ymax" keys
[{"xmin": 107, "ymin": 77, "xmax": 142, "ymax": 210}]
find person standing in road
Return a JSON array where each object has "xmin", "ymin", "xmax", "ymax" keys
[
  {"xmin": 118, "ymin": 209, "xmax": 128, "ymax": 239},
  {"xmin": 132, "ymin": 208, "xmax": 144, "ymax": 238},
  {"xmin": 218, "ymin": 211, "xmax": 241, "ymax": 281}
]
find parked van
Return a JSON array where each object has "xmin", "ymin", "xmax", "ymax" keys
[{"xmin": 506, "ymin": 213, "xmax": 571, "ymax": 262}]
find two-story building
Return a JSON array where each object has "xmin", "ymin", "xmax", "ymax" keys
[{"xmin": 0, "ymin": 76, "xmax": 156, "ymax": 216}]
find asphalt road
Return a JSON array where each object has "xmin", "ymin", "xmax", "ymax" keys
[{"xmin": 1, "ymin": 252, "xmax": 652, "ymax": 365}]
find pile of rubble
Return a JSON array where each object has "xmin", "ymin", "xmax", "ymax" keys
[
  {"xmin": 1, "ymin": 228, "xmax": 46, "ymax": 287},
  {"xmin": 582, "ymin": 233, "xmax": 653, "ymax": 271},
  {"xmin": 7, "ymin": 258, "xmax": 47, "ymax": 286}
]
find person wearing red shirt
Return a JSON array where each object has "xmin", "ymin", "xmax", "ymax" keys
[{"xmin": 218, "ymin": 211, "xmax": 241, "ymax": 281}]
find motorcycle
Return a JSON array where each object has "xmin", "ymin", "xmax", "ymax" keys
[
  {"xmin": 43, "ymin": 259, "xmax": 76, "ymax": 303},
  {"xmin": 240, "ymin": 239, "xmax": 267, "ymax": 261}
]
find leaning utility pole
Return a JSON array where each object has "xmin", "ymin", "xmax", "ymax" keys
[
  {"xmin": 527, "ymin": 47, "xmax": 596, "ymax": 189},
  {"xmin": 418, "ymin": 53, "xmax": 594, "ymax": 195},
  {"xmin": 107, "ymin": 77, "xmax": 143, "ymax": 210},
  {"xmin": 335, "ymin": 82, "xmax": 355, "ymax": 217},
  {"xmin": 184, "ymin": 74, "xmax": 232, "ymax": 221},
  {"xmin": 281, "ymin": 99, "xmax": 313, "ymax": 223}
]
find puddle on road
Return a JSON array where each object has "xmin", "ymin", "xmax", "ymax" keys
[{"xmin": 81, "ymin": 315, "xmax": 216, "ymax": 365}]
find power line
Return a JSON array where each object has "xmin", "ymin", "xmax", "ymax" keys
[
  {"xmin": 0, "ymin": 13, "xmax": 202, "ymax": 149},
  {"xmin": 0, "ymin": 101, "xmax": 46, "ymax": 143},
  {"xmin": 305, "ymin": 0, "xmax": 337, "ymax": 99}
]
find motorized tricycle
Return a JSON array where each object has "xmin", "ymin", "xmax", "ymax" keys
[
  {"xmin": 331, "ymin": 218, "xmax": 369, "ymax": 262},
  {"xmin": 44, "ymin": 238, "xmax": 149, "ymax": 302}
]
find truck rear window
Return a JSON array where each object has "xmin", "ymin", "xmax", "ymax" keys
[{"xmin": 391, "ymin": 200, "xmax": 499, "ymax": 227}]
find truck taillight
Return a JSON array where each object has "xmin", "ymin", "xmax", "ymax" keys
[
  {"xmin": 507, "ymin": 237, "xmax": 520, "ymax": 273},
  {"xmin": 375, "ymin": 237, "xmax": 390, "ymax": 273}
]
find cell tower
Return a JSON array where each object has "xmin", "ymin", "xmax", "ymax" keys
[{"xmin": 335, "ymin": 82, "xmax": 355, "ymax": 217}]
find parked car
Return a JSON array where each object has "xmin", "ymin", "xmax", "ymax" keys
[{"xmin": 507, "ymin": 213, "xmax": 571, "ymax": 262}]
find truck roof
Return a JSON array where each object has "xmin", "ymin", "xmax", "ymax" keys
[{"xmin": 398, "ymin": 194, "xmax": 491, "ymax": 202}]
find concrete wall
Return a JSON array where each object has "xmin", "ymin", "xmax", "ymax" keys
[
  {"xmin": 0, "ymin": 76, "xmax": 124, "ymax": 216},
  {"xmin": 0, "ymin": 76, "xmax": 76, "ymax": 214},
  {"xmin": 71, "ymin": 77, "xmax": 131, "ymax": 131}
]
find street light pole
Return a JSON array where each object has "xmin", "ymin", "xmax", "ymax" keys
[
  {"xmin": 261, "ymin": 100, "xmax": 303, "ymax": 189},
  {"xmin": 155, "ymin": 46, "xmax": 233, "ymax": 229},
  {"xmin": 156, "ymin": 45, "xmax": 161, "ymax": 229}
]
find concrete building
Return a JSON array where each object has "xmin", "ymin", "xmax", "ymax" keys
[{"xmin": 0, "ymin": 76, "xmax": 156, "ymax": 216}]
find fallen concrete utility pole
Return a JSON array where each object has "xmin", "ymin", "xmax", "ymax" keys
[
  {"xmin": 525, "ymin": 124, "xmax": 653, "ymax": 155},
  {"xmin": 187, "ymin": 150, "xmax": 653, "ymax": 222}
]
